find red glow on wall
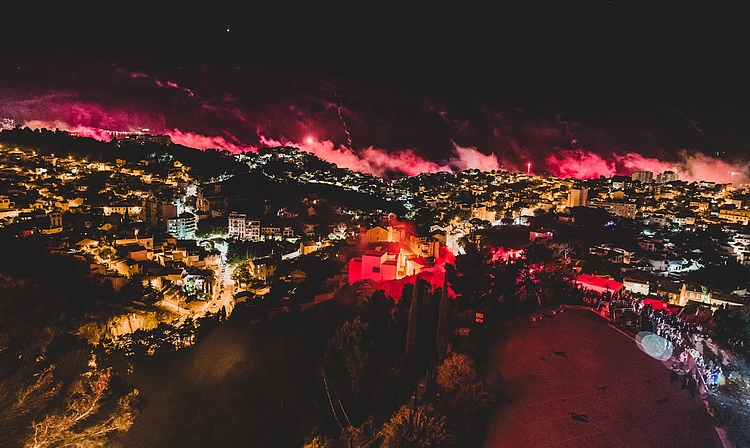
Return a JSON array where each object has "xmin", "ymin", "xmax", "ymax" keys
[
  {"xmin": 374, "ymin": 267, "xmax": 455, "ymax": 302},
  {"xmin": 353, "ymin": 246, "xmax": 456, "ymax": 301}
]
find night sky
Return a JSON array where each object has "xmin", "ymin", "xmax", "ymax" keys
[{"xmin": 2, "ymin": 2, "xmax": 749, "ymax": 181}]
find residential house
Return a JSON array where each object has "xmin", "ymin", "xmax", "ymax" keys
[{"xmin": 248, "ymin": 257, "xmax": 277, "ymax": 282}]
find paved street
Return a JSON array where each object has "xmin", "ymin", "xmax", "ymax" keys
[
  {"xmin": 484, "ymin": 309, "xmax": 722, "ymax": 447},
  {"xmin": 157, "ymin": 260, "xmax": 235, "ymax": 325},
  {"xmin": 213, "ymin": 261, "xmax": 235, "ymax": 315}
]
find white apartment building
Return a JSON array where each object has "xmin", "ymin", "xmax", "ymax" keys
[
  {"xmin": 167, "ymin": 212, "xmax": 198, "ymax": 239},
  {"xmin": 227, "ymin": 212, "xmax": 261, "ymax": 241}
]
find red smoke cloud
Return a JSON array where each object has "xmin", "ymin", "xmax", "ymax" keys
[
  {"xmin": 668, "ymin": 152, "xmax": 747, "ymax": 184},
  {"xmin": 18, "ymin": 114, "xmax": 747, "ymax": 184},
  {"xmin": 10, "ymin": 93, "xmax": 502, "ymax": 178},
  {"xmin": 291, "ymin": 138, "xmax": 442, "ymax": 176},
  {"xmin": 23, "ymin": 120, "xmax": 116, "ymax": 142},
  {"xmin": 21, "ymin": 115, "xmax": 747, "ymax": 183},
  {"xmin": 260, "ymin": 136, "xmax": 501, "ymax": 177},
  {"xmin": 449, "ymin": 142, "xmax": 502, "ymax": 172},
  {"xmin": 19, "ymin": 115, "xmax": 501, "ymax": 178},
  {"xmin": 7, "ymin": 90, "xmax": 746, "ymax": 183},
  {"xmin": 168, "ymin": 129, "xmax": 248, "ymax": 153},
  {"xmin": 546, "ymin": 149, "xmax": 614, "ymax": 179},
  {"xmin": 546, "ymin": 148, "xmax": 748, "ymax": 184},
  {"xmin": 617, "ymin": 153, "xmax": 674, "ymax": 175}
]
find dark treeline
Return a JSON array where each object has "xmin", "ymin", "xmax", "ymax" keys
[{"xmin": 0, "ymin": 127, "xmax": 248, "ymax": 180}]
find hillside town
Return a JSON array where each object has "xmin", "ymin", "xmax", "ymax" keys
[
  {"xmin": 2, "ymin": 129, "xmax": 750, "ymax": 446},
  {"xmin": 2, "ymin": 131, "xmax": 749, "ymax": 324}
]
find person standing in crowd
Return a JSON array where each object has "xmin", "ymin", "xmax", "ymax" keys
[{"xmin": 688, "ymin": 374, "xmax": 698, "ymax": 396}]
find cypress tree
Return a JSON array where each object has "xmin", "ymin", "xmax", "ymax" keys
[
  {"xmin": 405, "ymin": 278, "xmax": 421, "ymax": 368},
  {"xmin": 436, "ymin": 273, "xmax": 451, "ymax": 360}
]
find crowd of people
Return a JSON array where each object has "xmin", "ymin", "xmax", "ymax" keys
[
  {"xmin": 635, "ymin": 301, "xmax": 726, "ymax": 392},
  {"xmin": 575, "ymin": 285, "xmax": 729, "ymax": 395}
]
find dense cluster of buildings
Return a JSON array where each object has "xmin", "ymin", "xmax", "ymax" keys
[{"xmin": 2, "ymin": 139, "xmax": 750, "ymax": 329}]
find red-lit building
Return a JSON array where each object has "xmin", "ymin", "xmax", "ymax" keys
[
  {"xmin": 575, "ymin": 274, "xmax": 624, "ymax": 296},
  {"xmin": 348, "ymin": 235, "xmax": 440, "ymax": 284}
]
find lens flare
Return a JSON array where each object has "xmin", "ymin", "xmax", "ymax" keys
[{"xmin": 635, "ymin": 331, "xmax": 674, "ymax": 362}]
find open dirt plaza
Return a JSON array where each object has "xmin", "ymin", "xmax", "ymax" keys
[{"xmin": 484, "ymin": 309, "xmax": 723, "ymax": 447}]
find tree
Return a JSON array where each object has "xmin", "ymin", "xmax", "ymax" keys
[
  {"xmin": 379, "ymin": 404, "xmax": 451, "ymax": 448},
  {"xmin": 323, "ymin": 317, "xmax": 373, "ymax": 400},
  {"xmin": 195, "ymin": 216, "xmax": 228, "ymax": 239},
  {"xmin": 231, "ymin": 263, "xmax": 253, "ymax": 287},
  {"xmin": 436, "ymin": 353, "xmax": 477, "ymax": 392},
  {"xmin": 687, "ymin": 261, "xmax": 750, "ymax": 294},
  {"xmin": 0, "ymin": 366, "xmax": 61, "ymax": 446},
  {"xmin": 683, "ymin": 308, "xmax": 717, "ymax": 333},
  {"xmin": 226, "ymin": 240, "xmax": 279, "ymax": 266},
  {"xmin": 303, "ymin": 434, "xmax": 332, "ymax": 448},
  {"xmin": 514, "ymin": 242, "xmax": 574, "ymax": 310},
  {"xmin": 24, "ymin": 368, "xmax": 138, "ymax": 448},
  {"xmin": 435, "ymin": 275, "xmax": 451, "ymax": 361},
  {"xmin": 450, "ymin": 239, "xmax": 496, "ymax": 310},
  {"xmin": 404, "ymin": 279, "xmax": 424, "ymax": 370},
  {"xmin": 120, "ymin": 276, "xmax": 162, "ymax": 304},
  {"xmin": 436, "ymin": 352, "xmax": 494, "ymax": 412}
]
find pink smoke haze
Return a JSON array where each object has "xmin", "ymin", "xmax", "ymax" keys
[
  {"xmin": 10, "ymin": 97, "xmax": 160, "ymax": 138},
  {"xmin": 262, "ymin": 135, "xmax": 443, "ymax": 176},
  {"xmin": 617, "ymin": 153, "xmax": 674, "ymax": 175},
  {"xmin": 168, "ymin": 129, "xmax": 250, "ymax": 153},
  {"xmin": 261, "ymin": 136, "xmax": 501, "ymax": 177},
  {"xmin": 23, "ymin": 120, "xmax": 115, "ymax": 142},
  {"xmin": 19, "ymin": 115, "xmax": 502, "ymax": 178},
  {"xmin": 22, "ymin": 117, "xmax": 746, "ymax": 184},
  {"xmin": 449, "ymin": 142, "xmax": 502, "ymax": 172},
  {"xmin": 126, "ymin": 70, "xmax": 196, "ymax": 97},
  {"xmin": 673, "ymin": 152, "xmax": 748, "ymax": 184},
  {"xmin": 546, "ymin": 148, "xmax": 748, "ymax": 184},
  {"xmin": 8, "ymin": 92, "xmax": 746, "ymax": 183},
  {"xmin": 546, "ymin": 149, "xmax": 616, "ymax": 179},
  {"xmin": 165, "ymin": 81, "xmax": 195, "ymax": 97}
]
